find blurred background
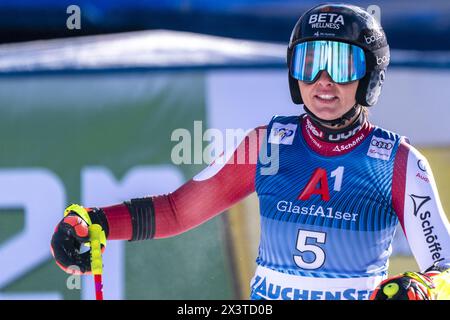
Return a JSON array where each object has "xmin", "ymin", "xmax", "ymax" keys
[{"xmin": 0, "ymin": 0, "xmax": 449, "ymax": 300}]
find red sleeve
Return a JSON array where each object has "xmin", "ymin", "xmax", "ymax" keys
[
  {"xmin": 391, "ymin": 138, "xmax": 409, "ymax": 235},
  {"xmin": 102, "ymin": 126, "xmax": 266, "ymax": 240}
]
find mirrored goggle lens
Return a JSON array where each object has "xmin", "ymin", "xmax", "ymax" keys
[{"xmin": 290, "ymin": 41, "xmax": 366, "ymax": 84}]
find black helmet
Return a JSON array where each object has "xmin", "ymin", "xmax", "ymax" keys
[{"xmin": 287, "ymin": 3, "xmax": 390, "ymax": 107}]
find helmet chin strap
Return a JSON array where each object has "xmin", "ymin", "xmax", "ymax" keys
[{"xmin": 304, "ymin": 103, "xmax": 361, "ymax": 128}]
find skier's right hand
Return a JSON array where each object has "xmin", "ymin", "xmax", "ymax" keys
[{"xmin": 50, "ymin": 204, "xmax": 107, "ymax": 274}]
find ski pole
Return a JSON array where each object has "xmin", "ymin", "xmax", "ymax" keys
[{"xmin": 89, "ymin": 224, "xmax": 104, "ymax": 300}]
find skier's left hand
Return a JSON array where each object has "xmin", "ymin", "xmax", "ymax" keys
[{"xmin": 370, "ymin": 271, "xmax": 434, "ymax": 300}]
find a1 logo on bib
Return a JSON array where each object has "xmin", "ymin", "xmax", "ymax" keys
[
  {"xmin": 268, "ymin": 123, "xmax": 297, "ymax": 145},
  {"xmin": 367, "ymin": 136, "xmax": 394, "ymax": 160}
]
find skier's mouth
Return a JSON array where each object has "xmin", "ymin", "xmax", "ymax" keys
[{"xmin": 314, "ymin": 94, "xmax": 339, "ymax": 104}]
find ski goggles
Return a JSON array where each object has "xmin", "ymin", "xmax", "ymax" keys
[{"xmin": 290, "ymin": 40, "xmax": 366, "ymax": 84}]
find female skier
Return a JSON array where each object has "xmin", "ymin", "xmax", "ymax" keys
[{"xmin": 51, "ymin": 4, "xmax": 450, "ymax": 300}]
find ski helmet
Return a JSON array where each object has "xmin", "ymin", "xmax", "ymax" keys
[{"xmin": 287, "ymin": 3, "xmax": 390, "ymax": 107}]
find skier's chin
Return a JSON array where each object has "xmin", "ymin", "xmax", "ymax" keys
[{"xmin": 310, "ymin": 105, "xmax": 343, "ymax": 121}]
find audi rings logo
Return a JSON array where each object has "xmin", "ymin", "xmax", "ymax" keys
[
  {"xmin": 376, "ymin": 55, "xmax": 390, "ymax": 65},
  {"xmin": 367, "ymin": 136, "xmax": 394, "ymax": 161},
  {"xmin": 371, "ymin": 139, "xmax": 393, "ymax": 150},
  {"xmin": 417, "ymin": 159, "xmax": 427, "ymax": 172}
]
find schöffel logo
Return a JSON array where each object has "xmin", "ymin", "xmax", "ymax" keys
[
  {"xmin": 269, "ymin": 123, "xmax": 297, "ymax": 145},
  {"xmin": 367, "ymin": 136, "xmax": 395, "ymax": 161},
  {"xmin": 409, "ymin": 194, "xmax": 445, "ymax": 264},
  {"xmin": 410, "ymin": 194, "xmax": 431, "ymax": 217}
]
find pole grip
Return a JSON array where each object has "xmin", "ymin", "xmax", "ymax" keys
[{"xmin": 89, "ymin": 224, "xmax": 104, "ymax": 300}]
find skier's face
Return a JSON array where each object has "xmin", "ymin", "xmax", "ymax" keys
[{"xmin": 298, "ymin": 70, "xmax": 359, "ymax": 122}]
